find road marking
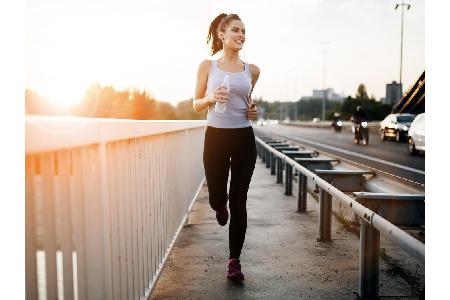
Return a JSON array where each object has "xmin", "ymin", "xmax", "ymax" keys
[
  {"xmin": 297, "ymin": 141, "xmax": 425, "ymax": 187},
  {"xmin": 267, "ymin": 130, "xmax": 425, "ymax": 175}
]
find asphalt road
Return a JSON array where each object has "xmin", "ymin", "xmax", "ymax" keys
[{"xmin": 254, "ymin": 124, "xmax": 425, "ymax": 186}]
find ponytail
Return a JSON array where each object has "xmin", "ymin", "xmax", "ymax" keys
[{"xmin": 206, "ymin": 13, "xmax": 242, "ymax": 56}]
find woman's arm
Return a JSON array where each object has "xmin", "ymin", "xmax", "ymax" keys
[
  {"xmin": 246, "ymin": 64, "xmax": 260, "ymax": 120},
  {"xmin": 193, "ymin": 60, "xmax": 213, "ymax": 112},
  {"xmin": 248, "ymin": 64, "xmax": 260, "ymax": 104}
]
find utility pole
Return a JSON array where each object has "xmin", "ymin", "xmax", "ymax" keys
[
  {"xmin": 320, "ymin": 42, "xmax": 330, "ymax": 121},
  {"xmin": 395, "ymin": 0, "xmax": 411, "ymax": 87},
  {"xmin": 294, "ymin": 101, "xmax": 298, "ymax": 121}
]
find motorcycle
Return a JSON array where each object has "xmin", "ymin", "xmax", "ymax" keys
[
  {"xmin": 332, "ymin": 120, "xmax": 343, "ymax": 133},
  {"xmin": 353, "ymin": 121, "xmax": 369, "ymax": 145}
]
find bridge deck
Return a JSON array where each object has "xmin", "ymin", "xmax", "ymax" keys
[{"xmin": 150, "ymin": 159, "xmax": 422, "ymax": 299}]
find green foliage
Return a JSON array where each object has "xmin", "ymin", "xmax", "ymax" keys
[
  {"xmin": 25, "ymin": 82, "xmax": 392, "ymax": 121},
  {"xmin": 255, "ymin": 98, "xmax": 340, "ymax": 121},
  {"xmin": 337, "ymin": 84, "xmax": 392, "ymax": 121},
  {"xmin": 175, "ymin": 99, "xmax": 207, "ymax": 120},
  {"xmin": 69, "ymin": 84, "xmax": 177, "ymax": 119},
  {"xmin": 340, "ymin": 96, "xmax": 392, "ymax": 121},
  {"xmin": 253, "ymin": 83, "xmax": 392, "ymax": 121},
  {"xmin": 298, "ymin": 99, "xmax": 340, "ymax": 120},
  {"xmin": 325, "ymin": 110, "xmax": 337, "ymax": 120},
  {"xmin": 26, "ymin": 84, "xmax": 204, "ymax": 120}
]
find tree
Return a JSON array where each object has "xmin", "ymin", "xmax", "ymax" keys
[
  {"xmin": 340, "ymin": 95, "xmax": 392, "ymax": 121},
  {"xmin": 131, "ymin": 90, "xmax": 157, "ymax": 119},
  {"xmin": 155, "ymin": 102, "xmax": 176, "ymax": 120},
  {"xmin": 356, "ymin": 84, "xmax": 369, "ymax": 100},
  {"xmin": 175, "ymin": 99, "xmax": 207, "ymax": 120}
]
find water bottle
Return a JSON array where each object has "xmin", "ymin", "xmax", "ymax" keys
[{"xmin": 214, "ymin": 75, "xmax": 230, "ymax": 114}]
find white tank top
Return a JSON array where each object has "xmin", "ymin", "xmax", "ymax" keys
[{"xmin": 206, "ymin": 60, "xmax": 253, "ymax": 128}]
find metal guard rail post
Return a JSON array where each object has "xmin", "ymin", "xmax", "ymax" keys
[
  {"xmin": 315, "ymin": 170, "xmax": 376, "ymax": 242},
  {"xmin": 282, "ymin": 150, "xmax": 318, "ymax": 198},
  {"xmin": 295, "ymin": 158, "xmax": 338, "ymax": 215},
  {"xmin": 255, "ymin": 136, "xmax": 425, "ymax": 296}
]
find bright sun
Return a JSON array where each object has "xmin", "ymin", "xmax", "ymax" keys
[{"xmin": 37, "ymin": 80, "xmax": 86, "ymax": 110}]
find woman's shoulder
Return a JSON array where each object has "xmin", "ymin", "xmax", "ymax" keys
[
  {"xmin": 198, "ymin": 59, "xmax": 213, "ymax": 71},
  {"xmin": 197, "ymin": 60, "xmax": 213, "ymax": 78},
  {"xmin": 247, "ymin": 63, "xmax": 260, "ymax": 77},
  {"xmin": 246, "ymin": 63, "xmax": 260, "ymax": 81}
]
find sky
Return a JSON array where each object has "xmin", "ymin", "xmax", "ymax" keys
[{"xmin": 25, "ymin": 0, "xmax": 425, "ymax": 107}]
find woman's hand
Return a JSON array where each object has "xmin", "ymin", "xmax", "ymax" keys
[
  {"xmin": 207, "ymin": 86, "xmax": 230, "ymax": 104},
  {"xmin": 246, "ymin": 103, "xmax": 258, "ymax": 120}
]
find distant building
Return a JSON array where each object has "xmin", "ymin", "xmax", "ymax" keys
[
  {"xmin": 384, "ymin": 81, "xmax": 403, "ymax": 106},
  {"xmin": 301, "ymin": 88, "xmax": 344, "ymax": 101}
]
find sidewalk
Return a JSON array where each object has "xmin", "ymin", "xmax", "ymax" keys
[{"xmin": 150, "ymin": 160, "xmax": 419, "ymax": 299}]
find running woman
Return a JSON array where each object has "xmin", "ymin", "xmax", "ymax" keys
[{"xmin": 193, "ymin": 13, "xmax": 260, "ymax": 282}]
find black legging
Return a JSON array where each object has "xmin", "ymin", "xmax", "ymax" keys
[{"xmin": 203, "ymin": 126, "xmax": 257, "ymax": 259}]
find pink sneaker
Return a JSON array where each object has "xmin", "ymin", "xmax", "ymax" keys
[
  {"xmin": 227, "ymin": 259, "xmax": 245, "ymax": 281},
  {"xmin": 216, "ymin": 205, "xmax": 228, "ymax": 226}
]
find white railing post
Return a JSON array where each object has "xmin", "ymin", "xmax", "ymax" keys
[
  {"xmin": 184, "ymin": 129, "xmax": 191, "ymax": 227},
  {"xmin": 106, "ymin": 142, "xmax": 122, "ymax": 299},
  {"xmin": 25, "ymin": 157, "xmax": 38, "ymax": 300},
  {"xmin": 81, "ymin": 144, "xmax": 113, "ymax": 300},
  {"xmin": 71, "ymin": 148, "xmax": 87, "ymax": 299},
  {"xmin": 56, "ymin": 150, "xmax": 75, "ymax": 300},
  {"xmin": 41, "ymin": 153, "xmax": 58, "ymax": 300}
]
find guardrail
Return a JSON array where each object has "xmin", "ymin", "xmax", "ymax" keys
[
  {"xmin": 25, "ymin": 116, "xmax": 206, "ymax": 300},
  {"xmin": 284, "ymin": 120, "xmax": 380, "ymax": 133},
  {"xmin": 255, "ymin": 134, "xmax": 424, "ymax": 299}
]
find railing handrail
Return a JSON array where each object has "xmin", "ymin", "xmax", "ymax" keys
[
  {"xmin": 26, "ymin": 118, "xmax": 207, "ymax": 299},
  {"xmin": 26, "ymin": 115, "xmax": 206, "ymax": 154},
  {"xmin": 255, "ymin": 136, "xmax": 425, "ymax": 264}
]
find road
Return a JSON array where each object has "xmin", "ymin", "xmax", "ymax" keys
[{"xmin": 254, "ymin": 124, "xmax": 425, "ymax": 186}]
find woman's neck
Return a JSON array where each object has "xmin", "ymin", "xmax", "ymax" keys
[{"xmin": 219, "ymin": 49, "xmax": 240, "ymax": 64}]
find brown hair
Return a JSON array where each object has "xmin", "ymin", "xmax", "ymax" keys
[{"xmin": 206, "ymin": 13, "xmax": 242, "ymax": 56}]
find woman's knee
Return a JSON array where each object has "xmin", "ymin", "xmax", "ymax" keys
[{"xmin": 208, "ymin": 191, "xmax": 228, "ymax": 211}]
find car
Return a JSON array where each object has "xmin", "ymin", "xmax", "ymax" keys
[
  {"xmin": 312, "ymin": 118, "xmax": 321, "ymax": 123},
  {"xmin": 256, "ymin": 118, "xmax": 268, "ymax": 126},
  {"xmin": 407, "ymin": 113, "xmax": 425, "ymax": 155},
  {"xmin": 379, "ymin": 113, "xmax": 416, "ymax": 142}
]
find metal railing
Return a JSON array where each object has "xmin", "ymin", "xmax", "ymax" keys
[
  {"xmin": 255, "ymin": 135, "xmax": 424, "ymax": 298},
  {"xmin": 284, "ymin": 120, "xmax": 380, "ymax": 133},
  {"xmin": 25, "ymin": 116, "xmax": 206, "ymax": 300}
]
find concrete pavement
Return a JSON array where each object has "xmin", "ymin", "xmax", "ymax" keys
[{"xmin": 150, "ymin": 158, "xmax": 422, "ymax": 299}]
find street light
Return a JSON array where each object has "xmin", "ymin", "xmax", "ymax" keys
[
  {"xmin": 395, "ymin": 0, "xmax": 411, "ymax": 86},
  {"xmin": 320, "ymin": 41, "xmax": 330, "ymax": 121}
]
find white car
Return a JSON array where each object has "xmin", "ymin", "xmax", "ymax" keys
[
  {"xmin": 407, "ymin": 113, "xmax": 425, "ymax": 155},
  {"xmin": 380, "ymin": 113, "xmax": 416, "ymax": 142},
  {"xmin": 256, "ymin": 119, "xmax": 268, "ymax": 126}
]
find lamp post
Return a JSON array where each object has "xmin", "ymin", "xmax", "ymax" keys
[
  {"xmin": 395, "ymin": 0, "xmax": 411, "ymax": 86},
  {"xmin": 320, "ymin": 42, "xmax": 330, "ymax": 121}
]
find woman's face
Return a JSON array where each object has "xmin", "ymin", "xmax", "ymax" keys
[{"xmin": 220, "ymin": 19, "xmax": 246, "ymax": 51}]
